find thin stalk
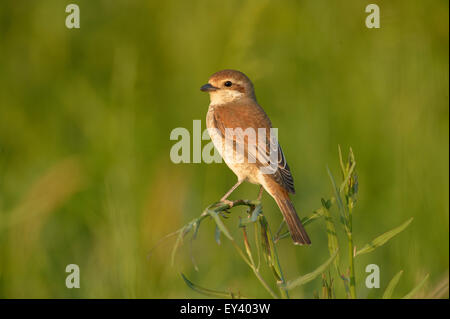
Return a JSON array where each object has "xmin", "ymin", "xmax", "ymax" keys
[
  {"xmin": 228, "ymin": 228, "xmax": 279, "ymax": 298},
  {"xmin": 230, "ymin": 239, "xmax": 253, "ymax": 268},
  {"xmin": 236, "ymin": 229, "xmax": 278, "ymax": 299},
  {"xmin": 268, "ymin": 226, "xmax": 289, "ymax": 299},
  {"xmin": 251, "ymin": 267, "xmax": 279, "ymax": 299},
  {"xmin": 224, "ymin": 202, "xmax": 279, "ymax": 299},
  {"xmin": 254, "ymin": 222, "xmax": 261, "ymax": 270},
  {"xmin": 347, "ymin": 206, "xmax": 357, "ymax": 299},
  {"xmin": 179, "ymin": 199, "xmax": 285, "ymax": 299}
]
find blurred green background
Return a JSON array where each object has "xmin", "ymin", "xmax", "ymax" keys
[{"xmin": 0, "ymin": 0, "xmax": 448, "ymax": 298}]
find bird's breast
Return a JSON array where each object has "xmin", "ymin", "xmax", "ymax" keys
[{"xmin": 206, "ymin": 106, "xmax": 261, "ymax": 184}]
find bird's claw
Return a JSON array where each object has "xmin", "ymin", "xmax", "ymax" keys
[{"xmin": 220, "ymin": 199, "xmax": 234, "ymax": 208}]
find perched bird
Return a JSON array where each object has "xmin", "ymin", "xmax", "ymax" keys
[{"xmin": 200, "ymin": 69, "xmax": 311, "ymax": 245}]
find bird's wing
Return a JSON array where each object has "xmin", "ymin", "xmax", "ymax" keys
[
  {"xmin": 276, "ymin": 144, "xmax": 295, "ymax": 194},
  {"xmin": 212, "ymin": 101, "xmax": 295, "ymax": 194}
]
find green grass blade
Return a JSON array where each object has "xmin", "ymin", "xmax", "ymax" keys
[
  {"xmin": 258, "ymin": 215, "xmax": 289, "ymax": 298},
  {"xmin": 181, "ymin": 273, "xmax": 237, "ymax": 298},
  {"xmin": 402, "ymin": 274, "xmax": 429, "ymax": 299},
  {"xmin": 238, "ymin": 205, "xmax": 262, "ymax": 227},
  {"xmin": 274, "ymin": 210, "xmax": 322, "ymax": 242},
  {"xmin": 382, "ymin": 270, "xmax": 404, "ymax": 299},
  {"xmin": 284, "ymin": 250, "xmax": 338, "ymax": 290},
  {"xmin": 208, "ymin": 209, "xmax": 233, "ymax": 240},
  {"xmin": 259, "ymin": 216, "xmax": 281, "ymax": 280},
  {"xmin": 171, "ymin": 228, "xmax": 186, "ymax": 266},
  {"xmin": 355, "ymin": 218, "xmax": 413, "ymax": 256},
  {"xmin": 250, "ymin": 204, "xmax": 262, "ymax": 221},
  {"xmin": 215, "ymin": 225, "xmax": 221, "ymax": 245},
  {"xmin": 339, "ymin": 161, "xmax": 356, "ymax": 193},
  {"xmin": 326, "ymin": 166, "xmax": 349, "ymax": 231},
  {"xmin": 302, "ymin": 209, "xmax": 324, "ymax": 226},
  {"xmin": 338, "ymin": 144, "xmax": 346, "ymax": 177},
  {"xmin": 321, "ymin": 199, "xmax": 340, "ymax": 268}
]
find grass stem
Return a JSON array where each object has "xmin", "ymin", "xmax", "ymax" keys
[{"xmin": 347, "ymin": 207, "xmax": 357, "ymax": 299}]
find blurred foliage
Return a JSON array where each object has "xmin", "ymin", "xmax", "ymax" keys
[{"xmin": 0, "ymin": 0, "xmax": 448, "ymax": 298}]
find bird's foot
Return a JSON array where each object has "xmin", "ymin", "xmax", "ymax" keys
[{"xmin": 220, "ymin": 199, "xmax": 235, "ymax": 208}]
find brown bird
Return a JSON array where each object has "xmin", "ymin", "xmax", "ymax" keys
[{"xmin": 200, "ymin": 69, "xmax": 311, "ymax": 245}]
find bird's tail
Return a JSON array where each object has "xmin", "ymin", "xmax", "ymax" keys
[{"xmin": 273, "ymin": 192, "xmax": 311, "ymax": 245}]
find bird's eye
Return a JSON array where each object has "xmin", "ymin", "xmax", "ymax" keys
[{"xmin": 224, "ymin": 81, "xmax": 232, "ymax": 87}]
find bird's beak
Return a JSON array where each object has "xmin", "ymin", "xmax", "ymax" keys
[{"xmin": 200, "ymin": 83, "xmax": 219, "ymax": 92}]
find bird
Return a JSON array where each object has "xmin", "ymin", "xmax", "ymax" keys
[{"xmin": 200, "ymin": 69, "xmax": 311, "ymax": 245}]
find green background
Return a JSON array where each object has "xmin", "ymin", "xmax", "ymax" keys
[{"xmin": 0, "ymin": 0, "xmax": 448, "ymax": 298}]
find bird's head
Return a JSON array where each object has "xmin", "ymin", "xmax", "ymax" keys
[{"xmin": 200, "ymin": 69, "xmax": 256, "ymax": 104}]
